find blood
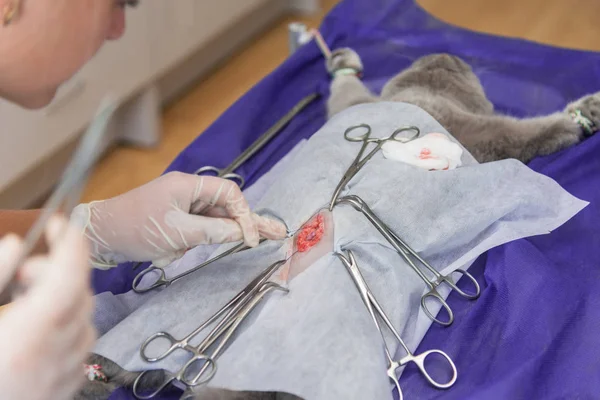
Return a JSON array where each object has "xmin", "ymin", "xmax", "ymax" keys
[
  {"xmin": 419, "ymin": 148, "xmax": 433, "ymax": 159},
  {"xmin": 296, "ymin": 214, "xmax": 325, "ymax": 253}
]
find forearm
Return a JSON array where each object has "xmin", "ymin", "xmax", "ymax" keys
[{"xmin": 0, "ymin": 209, "xmax": 48, "ymax": 254}]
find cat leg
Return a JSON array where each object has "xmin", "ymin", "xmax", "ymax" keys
[
  {"xmin": 325, "ymin": 48, "xmax": 379, "ymax": 119},
  {"xmin": 433, "ymin": 106, "xmax": 585, "ymax": 163}
]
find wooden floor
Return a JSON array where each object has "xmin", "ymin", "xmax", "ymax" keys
[
  {"xmin": 418, "ymin": 0, "xmax": 600, "ymax": 51},
  {"xmin": 81, "ymin": 0, "xmax": 600, "ymax": 202}
]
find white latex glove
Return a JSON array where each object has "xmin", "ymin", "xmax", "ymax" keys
[
  {"xmin": 0, "ymin": 216, "xmax": 95, "ymax": 400},
  {"xmin": 71, "ymin": 172, "xmax": 287, "ymax": 269}
]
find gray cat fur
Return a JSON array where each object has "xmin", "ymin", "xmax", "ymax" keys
[{"xmin": 326, "ymin": 49, "xmax": 599, "ymax": 163}]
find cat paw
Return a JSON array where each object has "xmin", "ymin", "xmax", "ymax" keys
[
  {"xmin": 326, "ymin": 48, "xmax": 363, "ymax": 77},
  {"xmin": 564, "ymin": 93, "xmax": 600, "ymax": 135}
]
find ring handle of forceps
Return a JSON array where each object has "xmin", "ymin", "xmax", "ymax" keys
[
  {"xmin": 139, "ymin": 331, "xmax": 183, "ymax": 363},
  {"xmin": 421, "ymin": 289, "xmax": 455, "ymax": 327},
  {"xmin": 132, "ymin": 370, "xmax": 176, "ymax": 400},
  {"xmin": 388, "ymin": 126, "xmax": 421, "ymax": 142},
  {"xmin": 420, "ymin": 269, "xmax": 480, "ymax": 327},
  {"xmin": 179, "ymin": 354, "xmax": 218, "ymax": 387},
  {"xmin": 132, "ymin": 265, "xmax": 169, "ymax": 294},
  {"xmin": 132, "ymin": 357, "xmax": 217, "ymax": 399},
  {"xmin": 343, "ymin": 124, "xmax": 421, "ymax": 143},
  {"xmin": 344, "ymin": 124, "xmax": 372, "ymax": 142},
  {"xmin": 400, "ymin": 348, "xmax": 458, "ymax": 389},
  {"xmin": 437, "ymin": 268, "xmax": 481, "ymax": 300},
  {"xmin": 176, "ymin": 355, "xmax": 219, "ymax": 398},
  {"xmin": 194, "ymin": 166, "xmax": 245, "ymax": 189}
]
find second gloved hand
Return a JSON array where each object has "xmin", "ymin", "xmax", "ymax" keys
[
  {"xmin": 0, "ymin": 217, "xmax": 95, "ymax": 400},
  {"xmin": 71, "ymin": 172, "xmax": 287, "ymax": 269}
]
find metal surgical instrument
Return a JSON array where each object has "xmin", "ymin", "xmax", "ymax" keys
[
  {"xmin": 329, "ymin": 123, "xmax": 420, "ymax": 210},
  {"xmin": 7, "ymin": 98, "xmax": 116, "ymax": 298},
  {"xmin": 130, "ymin": 95, "xmax": 318, "ymax": 279},
  {"xmin": 195, "ymin": 92, "xmax": 319, "ymax": 188},
  {"xmin": 335, "ymin": 250, "xmax": 457, "ymax": 400},
  {"xmin": 131, "ymin": 239, "xmax": 266, "ymax": 294},
  {"xmin": 178, "ymin": 282, "xmax": 285, "ymax": 400},
  {"xmin": 129, "ymin": 93, "xmax": 319, "ymax": 278},
  {"xmin": 336, "ymin": 195, "xmax": 480, "ymax": 326},
  {"xmin": 133, "ymin": 259, "xmax": 288, "ymax": 399}
]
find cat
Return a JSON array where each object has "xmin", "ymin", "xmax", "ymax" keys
[
  {"xmin": 326, "ymin": 49, "xmax": 600, "ymax": 163},
  {"xmin": 75, "ymin": 51, "xmax": 600, "ymax": 400}
]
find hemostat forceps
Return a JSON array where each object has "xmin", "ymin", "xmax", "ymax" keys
[
  {"xmin": 329, "ymin": 123, "xmax": 420, "ymax": 210},
  {"xmin": 336, "ymin": 195, "xmax": 480, "ymax": 326},
  {"xmin": 177, "ymin": 283, "xmax": 283, "ymax": 400},
  {"xmin": 335, "ymin": 250, "xmax": 457, "ymax": 400},
  {"xmin": 131, "ymin": 239, "xmax": 266, "ymax": 294},
  {"xmin": 133, "ymin": 259, "xmax": 288, "ymax": 399},
  {"xmin": 195, "ymin": 92, "xmax": 319, "ymax": 188}
]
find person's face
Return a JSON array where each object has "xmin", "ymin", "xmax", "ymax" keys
[{"xmin": 0, "ymin": 0, "xmax": 129, "ymax": 108}]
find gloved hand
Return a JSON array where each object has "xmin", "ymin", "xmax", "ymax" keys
[
  {"xmin": 0, "ymin": 216, "xmax": 95, "ymax": 400},
  {"xmin": 71, "ymin": 172, "xmax": 287, "ymax": 269}
]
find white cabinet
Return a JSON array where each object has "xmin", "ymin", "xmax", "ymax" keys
[{"xmin": 146, "ymin": 0, "xmax": 271, "ymax": 77}]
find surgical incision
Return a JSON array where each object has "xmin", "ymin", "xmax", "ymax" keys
[
  {"xmin": 296, "ymin": 214, "xmax": 325, "ymax": 252},
  {"xmin": 279, "ymin": 211, "xmax": 334, "ymax": 282}
]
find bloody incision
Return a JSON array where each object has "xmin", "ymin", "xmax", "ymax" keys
[{"xmin": 296, "ymin": 214, "xmax": 325, "ymax": 253}]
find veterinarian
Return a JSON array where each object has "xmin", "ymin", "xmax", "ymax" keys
[{"xmin": 0, "ymin": 1, "xmax": 286, "ymax": 398}]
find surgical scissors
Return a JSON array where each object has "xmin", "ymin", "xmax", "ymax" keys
[
  {"xmin": 133, "ymin": 259, "xmax": 288, "ymax": 399},
  {"xmin": 329, "ymin": 123, "xmax": 420, "ymax": 210},
  {"xmin": 335, "ymin": 250, "xmax": 457, "ymax": 400},
  {"xmin": 195, "ymin": 92, "xmax": 319, "ymax": 188},
  {"xmin": 336, "ymin": 195, "xmax": 480, "ymax": 326},
  {"xmin": 131, "ymin": 239, "xmax": 266, "ymax": 293}
]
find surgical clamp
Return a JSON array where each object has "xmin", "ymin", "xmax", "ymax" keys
[
  {"xmin": 336, "ymin": 195, "xmax": 480, "ymax": 326},
  {"xmin": 335, "ymin": 250, "xmax": 457, "ymax": 400},
  {"xmin": 177, "ymin": 282, "xmax": 284, "ymax": 400},
  {"xmin": 131, "ymin": 239, "xmax": 266, "ymax": 294},
  {"xmin": 329, "ymin": 123, "xmax": 420, "ymax": 210},
  {"xmin": 195, "ymin": 92, "xmax": 319, "ymax": 188},
  {"xmin": 133, "ymin": 259, "xmax": 288, "ymax": 399}
]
